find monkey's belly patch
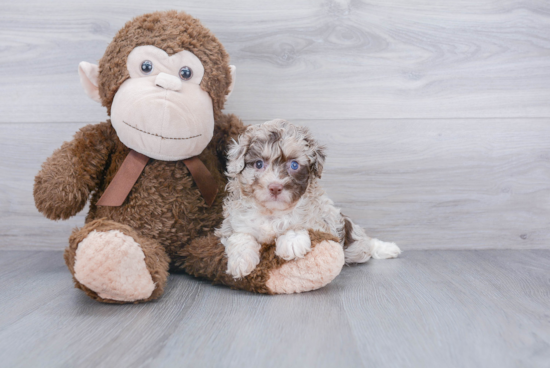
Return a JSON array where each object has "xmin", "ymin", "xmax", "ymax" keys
[{"xmin": 123, "ymin": 120, "xmax": 202, "ymax": 140}]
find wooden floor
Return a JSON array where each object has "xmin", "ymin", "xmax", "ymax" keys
[{"xmin": 1, "ymin": 249, "xmax": 549, "ymax": 368}]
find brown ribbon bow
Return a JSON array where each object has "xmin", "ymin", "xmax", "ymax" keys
[{"xmin": 97, "ymin": 150, "xmax": 218, "ymax": 207}]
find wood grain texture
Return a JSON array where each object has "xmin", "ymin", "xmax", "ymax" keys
[
  {"xmin": 2, "ymin": 119, "xmax": 549, "ymax": 250},
  {"xmin": 2, "ymin": 1, "xmax": 550, "ymax": 250},
  {"xmin": 1, "ymin": 250, "xmax": 549, "ymax": 368},
  {"xmin": 303, "ymin": 119, "xmax": 550, "ymax": 250},
  {"xmin": 0, "ymin": 123, "xmax": 88, "ymax": 250},
  {"xmin": 2, "ymin": 2, "xmax": 549, "ymax": 366},
  {"xmin": 1, "ymin": 0, "xmax": 549, "ymax": 123}
]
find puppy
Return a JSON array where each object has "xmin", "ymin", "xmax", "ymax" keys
[{"xmin": 216, "ymin": 119, "xmax": 401, "ymax": 279}]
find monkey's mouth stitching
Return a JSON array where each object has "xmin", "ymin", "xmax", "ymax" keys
[{"xmin": 122, "ymin": 121, "xmax": 202, "ymax": 140}]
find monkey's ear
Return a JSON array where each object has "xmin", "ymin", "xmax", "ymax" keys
[
  {"xmin": 78, "ymin": 62, "xmax": 101, "ymax": 103},
  {"xmin": 226, "ymin": 65, "xmax": 237, "ymax": 100}
]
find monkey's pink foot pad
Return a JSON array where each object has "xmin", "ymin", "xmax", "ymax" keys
[
  {"xmin": 74, "ymin": 230, "xmax": 155, "ymax": 302},
  {"xmin": 266, "ymin": 240, "xmax": 345, "ymax": 294}
]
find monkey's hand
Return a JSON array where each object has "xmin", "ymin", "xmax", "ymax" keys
[{"xmin": 34, "ymin": 122, "xmax": 114, "ymax": 220}]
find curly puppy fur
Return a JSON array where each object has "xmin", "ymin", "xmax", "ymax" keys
[
  {"xmin": 34, "ymin": 11, "xmax": 342, "ymax": 301},
  {"xmin": 217, "ymin": 119, "xmax": 401, "ymax": 278}
]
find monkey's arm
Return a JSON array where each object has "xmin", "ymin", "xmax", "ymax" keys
[
  {"xmin": 34, "ymin": 122, "xmax": 115, "ymax": 220},
  {"xmin": 210, "ymin": 113, "xmax": 247, "ymax": 169}
]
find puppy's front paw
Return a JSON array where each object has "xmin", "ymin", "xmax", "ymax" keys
[
  {"xmin": 275, "ymin": 230, "xmax": 311, "ymax": 261},
  {"xmin": 223, "ymin": 233, "xmax": 261, "ymax": 279}
]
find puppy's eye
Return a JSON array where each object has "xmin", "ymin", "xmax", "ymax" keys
[
  {"xmin": 141, "ymin": 60, "xmax": 153, "ymax": 74},
  {"xmin": 179, "ymin": 66, "xmax": 193, "ymax": 80},
  {"xmin": 255, "ymin": 160, "xmax": 264, "ymax": 169},
  {"xmin": 290, "ymin": 161, "xmax": 299, "ymax": 170}
]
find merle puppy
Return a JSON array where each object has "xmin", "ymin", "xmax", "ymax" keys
[{"xmin": 216, "ymin": 119, "xmax": 401, "ymax": 279}]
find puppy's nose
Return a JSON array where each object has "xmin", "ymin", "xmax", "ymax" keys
[
  {"xmin": 155, "ymin": 72, "xmax": 182, "ymax": 91},
  {"xmin": 268, "ymin": 183, "xmax": 283, "ymax": 196}
]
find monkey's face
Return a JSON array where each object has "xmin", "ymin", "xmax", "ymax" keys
[
  {"xmin": 78, "ymin": 11, "xmax": 236, "ymax": 161},
  {"xmin": 109, "ymin": 46, "xmax": 214, "ymax": 160}
]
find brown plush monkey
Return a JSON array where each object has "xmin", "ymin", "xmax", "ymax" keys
[{"xmin": 33, "ymin": 11, "xmax": 344, "ymax": 303}]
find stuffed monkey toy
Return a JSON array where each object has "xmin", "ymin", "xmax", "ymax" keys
[{"xmin": 33, "ymin": 11, "xmax": 345, "ymax": 303}]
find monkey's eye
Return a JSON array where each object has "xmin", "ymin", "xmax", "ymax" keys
[
  {"xmin": 255, "ymin": 160, "xmax": 264, "ymax": 170},
  {"xmin": 290, "ymin": 161, "xmax": 299, "ymax": 171},
  {"xmin": 179, "ymin": 66, "xmax": 193, "ymax": 80},
  {"xmin": 141, "ymin": 60, "xmax": 153, "ymax": 74}
]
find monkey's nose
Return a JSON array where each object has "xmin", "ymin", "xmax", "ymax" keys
[
  {"xmin": 155, "ymin": 72, "xmax": 182, "ymax": 91},
  {"xmin": 268, "ymin": 183, "xmax": 283, "ymax": 196}
]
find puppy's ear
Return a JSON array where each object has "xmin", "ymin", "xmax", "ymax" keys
[
  {"xmin": 311, "ymin": 143, "xmax": 326, "ymax": 178},
  {"xmin": 226, "ymin": 137, "xmax": 248, "ymax": 176},
  {"xmin": 304, "ymin": 132, "xmax": 326, "ymax": 179}
]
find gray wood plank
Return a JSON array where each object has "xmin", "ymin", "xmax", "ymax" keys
[
  {"xmin": 0, "ymin": 250, "xmax": 549, "ymax": 368},
  {"xmin": 1, "ymin": 0, "xmax": 549, "ymax": 123},
  {"xmin": 0, "ymin": 123, "xmax": 88, "ymax": 250},
  {"xmin": 2, "ymin": 119, "xmax": 549, "ymax": 250},
  {"xmin": 306, "ymin": 119, "xmax": 550, "ymax": 250},
  {"xmin": 338, "ymin": 250, "xmax": 550, "ymax": 368},
  {"xmin": 0, "ymin": 251, "xmax": 72, "ymax": 329}
]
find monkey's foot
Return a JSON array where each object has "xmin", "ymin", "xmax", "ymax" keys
[
  {"xmin": 266, "ymin": 240, "xmax": 344, "ymax": 294},
  {"xmin": 73, "ymin": 230, "xmax": 155, "ymax": 302}
]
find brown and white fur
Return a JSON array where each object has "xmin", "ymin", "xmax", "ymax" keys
[{"xmin": 216, "ymin": 119, "xmax": 401, "ymax": 279}]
